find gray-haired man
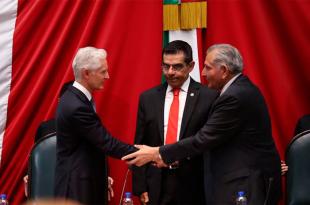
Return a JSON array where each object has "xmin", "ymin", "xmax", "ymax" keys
[{"xmin": 55, "ymin": 47, "xmax": 136, "ymax": 205}]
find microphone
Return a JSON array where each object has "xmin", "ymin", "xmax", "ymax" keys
[
  {"xmin": 119, "ymin": 168, "xmax": 130, "ymax": 205},
  {"xmin": 263, "ymin": 177, "xmax": 273, "ymax": 205}
]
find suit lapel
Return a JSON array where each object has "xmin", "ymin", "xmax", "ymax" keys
[
  {"xmin": 180, "ymin": 79, "xmax": 200, "ymax": 140},
  {"xmin": 69, "ymin": 86, "xmax": 94, "ymax": 111},
  {"xmin": 156, "ymin": 84, "xmax": 167, "ymax": 144},
  {"xmin": 208, "ymin": 74, "xmax": 244, "ymax": 116}
]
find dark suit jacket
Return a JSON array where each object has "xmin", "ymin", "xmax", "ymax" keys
[
  {"xmin": 133, "ymin": 79, "xmax": 218, "ymax": 205},
  {"xmin": 54, "ymin": 86, "xmax": 136, "ymax": 205},
  {"xmin": 160, "ymin": 75, "xmax": 282, "ymax": 205}
]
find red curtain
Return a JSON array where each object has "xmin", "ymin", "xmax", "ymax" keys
[
  {"xmin": 2, "ymin": 0, "xmax": 310, "ymax": 204},
  {"xmin": 0, "ymin": 1, "xmax": 162, "ymax": 204},
  {"xmin": 207, "ymin": 1, "xmax": 310, "ymax": 203}
]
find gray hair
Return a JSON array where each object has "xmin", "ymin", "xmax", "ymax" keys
[
  {"xmin": 72, "ymin": 47, "xmax": 107, "ymax": 80},
  {"xmin": 207, "ymin": 44, "xmax": 243, "ymax": 74}
]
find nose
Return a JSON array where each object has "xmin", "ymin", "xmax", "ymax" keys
[
  {"xmin": 201, "ymin": 67, "xmax": 207, "ymax": 76},
  {"xmin": 105, "ymin": 71, "xmax": 110, "ymax": 79},
  {"xmin": 167, "ymin": 66, "xmax": 175, "ymax": 74}
]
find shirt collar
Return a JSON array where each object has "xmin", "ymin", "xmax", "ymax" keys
[
  {"xmin": 73, "ymin": 81, "xmax": 92, "ymax": 101},
  {"xmin": 220, "ymin": 73, "xmax": 242, "ymax": 96},
  {"xmin": 167, "ymin": 76, "xmax": 191, "ymax": 93}
]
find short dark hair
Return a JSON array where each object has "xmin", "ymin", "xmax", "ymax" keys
[
  {"xmin": 162, "ymin": 40, "xmax": 193, "ymax": 64},
  {"xmin": 59, "ymin": 81, "xmax": 74, "ymax": 97}
]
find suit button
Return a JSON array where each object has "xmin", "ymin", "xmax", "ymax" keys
[{"xmin": 187, "ymin": 157, "xmax": 191, "ymax": 160}]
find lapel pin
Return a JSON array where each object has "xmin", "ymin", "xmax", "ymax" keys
[{"xmin": 190, "ymin": 93, "xmax": 194, "ymax": 97}]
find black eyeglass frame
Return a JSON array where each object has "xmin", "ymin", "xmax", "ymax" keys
[{"xmin": 161, "ymin": 62, "xmax": 191, "ymax": 72}]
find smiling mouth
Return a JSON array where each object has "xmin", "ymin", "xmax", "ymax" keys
[{"xmin": 168, "ymin": 78, "xmax": 178, "ymax": 81}]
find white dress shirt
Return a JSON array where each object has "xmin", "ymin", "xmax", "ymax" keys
[
  {"xmin": 73, "ymin": 81, "xmax": 92, "ymax": 101},
  {"xmin": 163, "ymin": 77, "xmax": 190, "ymax": 144},
  {"xmin": 220, "ymin": 73, "xmax": 242, "ymax": 96}
]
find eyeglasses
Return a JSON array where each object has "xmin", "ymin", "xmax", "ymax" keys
[{"xmin": 161, "ymin": 63, "xmax": 187, "ymax": 72}]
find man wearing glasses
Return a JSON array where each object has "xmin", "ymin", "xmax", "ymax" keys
[{"xmin": 132, "ymin": 40, "xmax": 218, "ymax": 205}]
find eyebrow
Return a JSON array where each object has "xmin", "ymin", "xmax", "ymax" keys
[{"xmin": 162, "ymin": 63, "xmax": 184, "ymax": 65}]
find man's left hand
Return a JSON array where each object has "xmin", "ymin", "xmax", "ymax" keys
[
  {"xmin": 24, "ymin": 175, "xmax": 29, "ymax": 197},
  {"xmin": 108, "ymin": 176, "xmax": 114, "ymax": 201}
]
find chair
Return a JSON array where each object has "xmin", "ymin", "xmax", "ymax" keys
[
  {"xmin": 285, "ymin": 130, "xmax": 310, "ymax": 205},
  {"xmin": 28, "ymin": 133, "xmax": 57, "ymax": 199}
]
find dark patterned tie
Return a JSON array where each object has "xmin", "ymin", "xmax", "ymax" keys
[{"xmin": 90, "ymin": 98, "xmax": 96, "ymax": 112}]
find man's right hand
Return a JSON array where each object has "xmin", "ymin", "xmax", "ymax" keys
[
  {"xmin": 140, "ymin": 192, "xmax": 149, "ymax": 205},
  {"xmin": 122, "ymin": 145, "xmax": 166, "ymax": 167}
]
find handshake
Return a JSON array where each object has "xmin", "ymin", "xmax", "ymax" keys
[{"xmin": 122, "ymin": 145, "xmax": 170, "ymax": 168}]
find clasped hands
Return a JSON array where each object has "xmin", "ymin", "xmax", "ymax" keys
[{"xmin": 122, "ymin": 145, "xmax": 168, "ymax": 168}]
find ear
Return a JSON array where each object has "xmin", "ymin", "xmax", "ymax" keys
[
  {"xmin": 188, "ymin": 61, "xmax": 195, "ymax": 72},
  {"xmin": 81, "ymin": 68, "xmax": 90, "ymax": 80},
  {"xmin": 220, "ymin": 65, "xmax": 229, "ymax": 79}
]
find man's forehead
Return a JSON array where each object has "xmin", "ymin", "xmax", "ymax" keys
[
  {"xmin": 206, "ymin": 51, "xmax": 216, "ymax": 62},
  {"xmin": 100, "ymin": 57, "xmax": 107, "ymax": 63},
  {"xmin": 163, "ymin": 52, "xmax": 185, "ymax": 61}
]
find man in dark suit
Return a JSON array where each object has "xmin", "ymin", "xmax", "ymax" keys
[
  {"xmin": 124, "ymin": 44, "xmax": 282, "ymax": 205},
  {"xmin": 54, "ymin": 47, "xmax": 136, "ymax": 205},
  {"xmin": 132, "ymin": 40, "xmax": 218, "ymax": 205},
  {"xmin": 24, "ymin": 81, "xmax": 73, "ymax": 197}
]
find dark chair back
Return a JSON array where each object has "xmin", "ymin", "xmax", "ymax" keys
[
  {"xmin": 286, "ymin": 130, "xmax": 310, "ymax": 205},
  {"xmin": 28, "ymin": 133, "xmax": 57, "ymax": 199}
]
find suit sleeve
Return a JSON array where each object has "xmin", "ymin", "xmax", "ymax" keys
[
  {"xmin": 160, "ymin": 94, "xmax": 242, "ymax": 163},
  {"xmin": 71, "ymin": 105, "xmax": 136, "ymax": 159},
  {"xmin": 132, "ymin": 95, "xmax": 148, "ymax": 196}
]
